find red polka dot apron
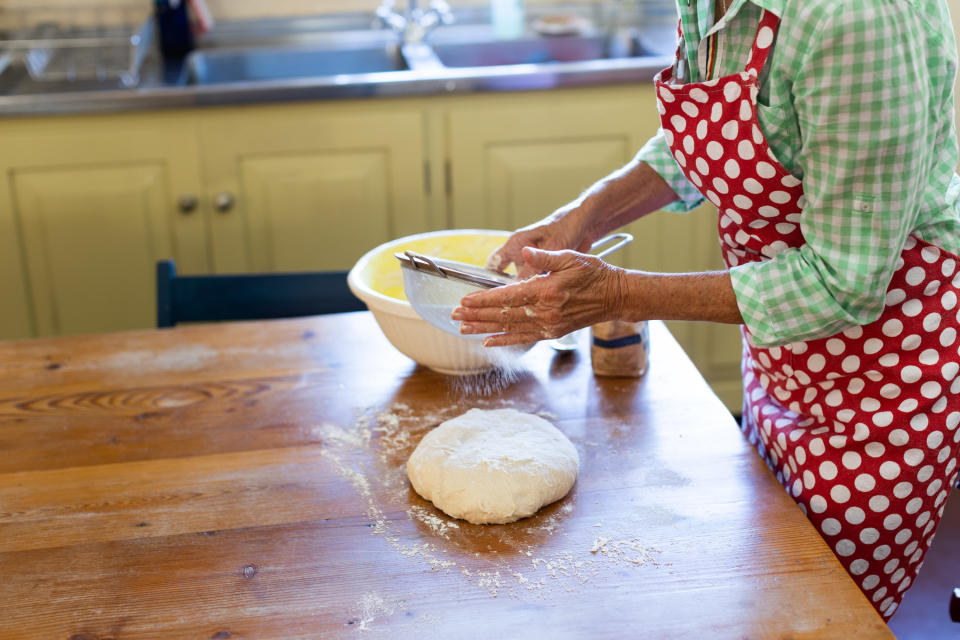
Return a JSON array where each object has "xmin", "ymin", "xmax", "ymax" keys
[{"xmin": 654, "ymin": 10, "xmax": 960, "ymax": 620}]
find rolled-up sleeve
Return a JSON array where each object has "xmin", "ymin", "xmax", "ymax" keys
[
  {"xmin": 730, "ymin": 4, "xmax": 929, "ymax": 346},
  {"xmin": 635, "ymin": 128, "xmax": 706, "ymax": 213}
]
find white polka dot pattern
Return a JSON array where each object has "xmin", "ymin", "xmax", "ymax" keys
[
  {"xmin": 735, "ymin": 228, "xmax": 960, "ymax": 621},
  {"xmin": 653, "ymin": 8, "xmax": 960, "ymax": 622}
]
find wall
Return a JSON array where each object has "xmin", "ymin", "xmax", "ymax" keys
[
  {"xmin": 0, "ymin": 0, "xmax": 583, "ymax": 26},
  {"xmin": 0, "ymin": 0, "xmax": 621, "ymax": 32}
]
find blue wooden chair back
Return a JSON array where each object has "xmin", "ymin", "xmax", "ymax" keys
[{"xmin": 156, "ymin": 260, "xmax": 365, "ymax": 328}]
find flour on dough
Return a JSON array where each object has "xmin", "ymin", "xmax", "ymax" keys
[{"xmin": 406, "ymin": 408, "xmax": 579, "ymax": 524}]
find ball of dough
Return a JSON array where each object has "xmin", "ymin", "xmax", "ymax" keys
[{"xmin": 406, "ymin": 408, "xmax": 579, "ymax": 524}]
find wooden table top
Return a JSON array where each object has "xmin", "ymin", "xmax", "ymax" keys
[{"xmin": 0, "ymin": 314, "xmax": 892, "ymax": 639}]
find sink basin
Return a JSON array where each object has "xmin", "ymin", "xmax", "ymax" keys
[
  {"xmin": 429, "ymin": 34, "xmax": 649, "ymax": 68},
  {"xmin": 183, "ymin": 43, "xmax": 407, "ymax": 85},
  {"xmin": 180, "ymin": 17, "xmax": 661, "ymax": 86},
  {"xmin": 168, "ymin": 10, "xmax": 673, "ymax": 91}
]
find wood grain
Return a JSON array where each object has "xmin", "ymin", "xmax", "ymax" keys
[{"xmin": 0, "ymin": 314, "xmax": 893, "ymax": 639}]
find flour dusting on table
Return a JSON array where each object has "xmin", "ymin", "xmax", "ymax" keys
[
  {"xmin": 352, "ymin": 593, "xmax": 399, "ymax": 632},
  {"xmin": 316, "ymin": 399, "xmax": 663, "ymax": 613}
]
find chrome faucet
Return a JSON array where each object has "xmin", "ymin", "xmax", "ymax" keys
[{"xmin": 375, "ymin": 0, "xmax": 454, "ymax": 44}]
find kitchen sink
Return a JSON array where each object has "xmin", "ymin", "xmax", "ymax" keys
[
  {"xmin": 429, "ymin": 33, "xmax": 648, "ymax": 68},
  {"xmin": 0, "ymin": 6, "xmax": 677, "ymax": 114},
  {"xmin": 181, "ymin": 31, "xmax": 653, "ymax": 85},
  {"xmin": 176, "ymin": 9, "xmax": 670, "ymax": 86},
  {"xmin": 183, "ymin": 42, "xmax": 407, "ymax": 85}
]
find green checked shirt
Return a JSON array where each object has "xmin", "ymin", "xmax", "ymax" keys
[{"xmin": 635, "ymin": 0, "xmax": 960, "ymax": 346}]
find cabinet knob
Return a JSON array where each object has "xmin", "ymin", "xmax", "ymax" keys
[
  {"xmin": 214, "ymin": 192, "xmax": 235, "ymax": 213},
  {"xmin": 177, "ymin": 194, "xmax": 199, "ymax": 214}
]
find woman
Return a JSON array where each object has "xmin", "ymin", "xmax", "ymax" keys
[{"xmin": 452, "ymin": 0, "xmax": 960, "ymax": 620}]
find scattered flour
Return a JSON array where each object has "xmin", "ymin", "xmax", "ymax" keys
[
  {"xmin": 99, "ymin": 345, "xmax": 219, "ymax": 372},
  {"xmin": 352, "ymin": 593, "xmax": 399, "ymax": 632},
  {"xmin": 315, "ymin": 400, "xmax": 662, "ymax": 611},
  {"xmin": 319, "ymin": 450, "xmax": 371, "ymax": 499},
  {"xmin": 407, "ymin": 505, "xmax": 460, "ymax": 539},
  {"xmin": 313, "ymin": 422, "xmax": 371, "ymax": 449},
  {"xmin": 590, "ymin": 536, "xmax": 662, "ymax": 567},
  {"xmin": 90, "ymin": 342, "xmax": 332, "ymax": 375}
]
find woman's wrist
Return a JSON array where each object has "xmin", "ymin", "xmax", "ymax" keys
[
  {"xmin": 606, "ymin": 266, "xmax": 634, "ymax": 323},
  {"xmin": 545, "ymin": 201, "xmax": 599, "ymax": 252},
  {"xmin": 613, "ymin": 269, "xmax": 744, "ymax": 325}
]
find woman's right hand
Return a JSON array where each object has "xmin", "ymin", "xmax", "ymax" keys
[{"xmin": 487, "ymin": 203, "xmax": 595, "ymax": 280}]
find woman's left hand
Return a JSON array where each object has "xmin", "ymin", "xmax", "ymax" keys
[{"xmin": 451, "ymin": 246, "xmax": 626, "ymax": 347}]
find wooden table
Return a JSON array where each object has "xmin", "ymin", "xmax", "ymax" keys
[{"xmin": 0, "ymin": 314, "xmax": 892, "ymax": 639}]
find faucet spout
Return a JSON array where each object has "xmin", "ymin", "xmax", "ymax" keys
[{"xmin": 376, "ymin": 0, "xmax": 454, "ymax": 44}]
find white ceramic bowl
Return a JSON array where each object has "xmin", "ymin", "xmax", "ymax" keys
[{"xmin": 348, "ymin": 229, "xmax": 531, "ymax": 375}]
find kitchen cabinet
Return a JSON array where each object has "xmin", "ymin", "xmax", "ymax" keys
[
  {"xmin": 198, "ymin": 100, "xmax": 430, "ymax": 273},
  {"xmin": 0, "ymin": 113, "xmax": 206, "ymax": 338},
  {"xmin": 0, "ymin": 86, "xmax": 743, "ymax": 411},
  {"xmin": 447, "ymin": 89, "xmax": 649, "ymax": 232},
  {"xmin": 0, "ymin": 102, "xmax": 426, "ymax": 338}
]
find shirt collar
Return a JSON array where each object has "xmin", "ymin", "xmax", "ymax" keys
[
  {"xmin": 677, "ymin": 0, "xmax": 785, "ymax": 82},
  {"xmin": 751, "ymin": 0, "xmax": 784, "ymax": 18},
  {"xmin": 705, "ymin": 0, "xmax": 784, "ymax": 36}
]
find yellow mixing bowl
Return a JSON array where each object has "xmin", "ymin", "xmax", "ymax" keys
[{"xmin": 347, "ymin": 229, "xmax": 530, "ymax": 375}]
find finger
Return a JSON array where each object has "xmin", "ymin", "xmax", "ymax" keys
[
  {"xmin": 457, "ymin": 303, "xmax": 543, "ymax": 334},
  {"xmin": 482, "ymin": 332, "xmax": 544, "ymax": 347},
  {"xmin": 486, "ymin": 232, "xmax": 541, "ymax": 273},
  {"xmin": 459, "ymin": 281, "xmax": 537, "ymax": 308},
  {"xmin": 459, "ymin": 318, "xmax": 541, "ymax": 334},
  {"xmin": 485, "ymin": 245, "xmax": 510, "ymax": 272},
  {"xmin": 515, "ymin": 261, "xmax": 542, "ymax": 280},
  {"xmin": 522, "ymin": 247, "xmax": 583, "ymax": 274},
  {"xmin": 452, "ymin": 302, "xmax": 538, "ymax": 323}
]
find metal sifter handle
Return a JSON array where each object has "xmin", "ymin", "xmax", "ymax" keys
[{"xmin": 588, "ymin": 232, "xmax": 632, "ymax": 260}]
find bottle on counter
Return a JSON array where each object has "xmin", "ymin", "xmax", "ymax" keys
[
  {"xmin": 590, "ymin": 320, "xmax": 649, "ymax": 378},
  {"xmin": 154, "ymin": 0, "xmax": 195, "ymax": 60},
  {"xmin": 491, "ymin": 0, "xmax": 526, "ymax": 39}
]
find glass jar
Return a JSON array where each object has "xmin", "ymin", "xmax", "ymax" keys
[{"xmin": 590, "ymin": 320, "xmax": 649, "ymax": 377}]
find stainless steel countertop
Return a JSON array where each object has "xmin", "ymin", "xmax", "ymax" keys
[{"xmin": 0, "ymin": 10, "xmax": 675, "ymax": 117}]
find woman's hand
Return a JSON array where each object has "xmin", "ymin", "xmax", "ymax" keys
[
  {"xmin": 453, "ymin": 246, "xmax": 626, "ymax": 347},
  {"xmin": 486, "ymin": 205, "xmax": 594, "ymax": 280},
  {"xmin": 487, "ymin": 160, "xmax": 679, "ymax": 279}
]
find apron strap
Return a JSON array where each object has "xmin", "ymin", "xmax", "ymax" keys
[
  {"xmin": 674, "ymin": 18, "xmax": 685, "ymax": 60},
  {"xmin": 744, "ymin": 9, "xmax": 780, "ymax": 77},
  {"xmin": 662, "ymin": 18, "xmax": 686, "ymax": 83}
]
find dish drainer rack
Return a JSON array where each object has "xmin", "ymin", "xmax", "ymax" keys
[{"xmin": 0, "ymin": 3, "xmax": 153, "ymax": 86}]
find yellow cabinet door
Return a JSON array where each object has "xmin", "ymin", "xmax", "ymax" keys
[
  {"xmin": 0, "ymin": 173, "xmax": 31, "ymax": 340},
  {"xmin": 447, "ymin": 87, "xmax": 653, "ymax": 235},
  {"xmin": 0, "ymin": 113, "xmax": 205, "ymax": 337},
  {"xmin": 199, "ymin": 101, "xmax": 431, "ymax": 273}
]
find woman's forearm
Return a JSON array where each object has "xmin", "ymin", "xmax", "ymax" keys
[
  {"xmin": 616, "ymin": 269, "xmax": 744, "ymax": 325},
  {"xmin": 571, "ymin": 160, "xmax": 681, "ymax": 243},
  {"xmin": 454, "ymin": 250, "xmax": 744, "ymax": 347},
  {"xmin": 576, "ymin": 162, "xmax": 737, "ymax": 324}
]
